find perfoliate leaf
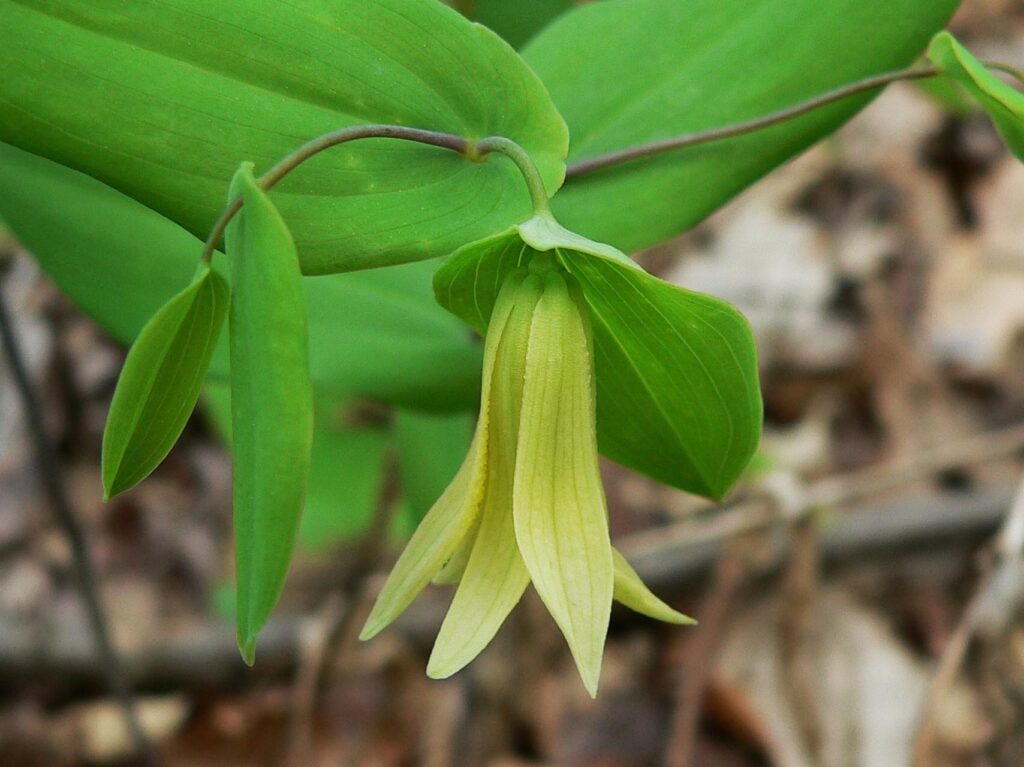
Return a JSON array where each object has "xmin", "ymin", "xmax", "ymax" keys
[
  {"xmin": 226, "ymin": 163, "xmax": 313, "ymax": 664},
  {"xmin": 513, "ymin": 271, "xmax": 613, "ymax": 698},
  {"xmin": 101, "ymin": 262, "xmax": 228, "ymax": 498},
  {"xmin": 434, "ymin": 214, "xmax": 762, "ymax": 499},
  {"xmin": 359, "ymin": 281, "xmax": 522, "ymax": 641},
  {"xmin": 927, "ymin": 31, "xmax": 1024, "ymax": 159},
  {"xmin": 612, "ymin": 549, "xmax": 695, "ymax": 625},
  {"xmin": 524, "ymin": 0, "xmax": 961, "ymax": 253},
  {"xmin": 0, "ymin": 0, "xmax": 567, "ymax": 273},
  {"xmin": 0, "ymin": 142, "xmax": 481, "ymax": 412}
]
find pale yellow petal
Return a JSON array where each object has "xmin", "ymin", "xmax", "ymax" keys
[
  {"xmin": 513, "ymin": 271, "xmax": 613, "ymax": 698},
  {"xmin": 428, "ymin": 273, "xmax": 542, "ymax": 677},
  {"xmin": 612, "ymin": 548, "xmax": 695, "ymax": 625},
  {"xmin": 360, "ymin": 274, "xmax": 523, "ymax": 640}
]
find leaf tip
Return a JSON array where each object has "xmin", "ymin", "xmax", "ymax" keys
[
  {"xmin": 238, "ymin": 634, "xmax": 257, "ymax": 666},
  {"xmin": 358, "ymin": 618, "xmax": 381, "ymax": 642}
]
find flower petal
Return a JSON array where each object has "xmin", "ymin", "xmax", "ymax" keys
[
  {"xmin": 428, "ymin": 273, "xmax": 542, "ymax": 677},
  {"xmin": 612, "ymin": 548, "xmax": 695, "ymax": 625},
  {"xmin": 360, "ymin": 274, "xmax": 523, "ymax": 640},
  {"xmin": 513, "ymin": 271, "xmax": 613, "ymax": 698}
]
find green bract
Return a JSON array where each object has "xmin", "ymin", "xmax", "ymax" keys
[
  {"xmin": 101, "ymin": 262, "xmax": 228, "ymax": 498},
  {"xmin": 435, "ymin": 213, "xmax": 763, "ymax": 498},
  {"xmin": 928, "ymin": 32, "xmax": 1024, "ymax": 160},
  {"xmin": 226, "ymin": 164, "xmax": 313, "ymax": 663},
  {"xmin": 0, "ymin": 0, "xmax": 567, "ymax": 273},
  {"xmin": 362, "ymin": 265, "xmax": 693, "ymax": 696}
]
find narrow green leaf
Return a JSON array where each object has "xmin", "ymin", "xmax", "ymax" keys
[
  {"xmin": 524, "ymin": 0, "xmax": 961, "ymax": 253},
  {"xmin": 612, "ymin": 549, "xmax": 695, "ymax": 625},
  {"xmin": 226, "ymin": 163, "xmax": 313, "ymax": 664},
  {"xmin": 0, "ymin": 141, "xmax": 482, "ymax": 412},
  {"xmin": 434, "ymin": 215, "xmax": 762, "ymax": 499},
  {"xmin": 101, "ymin": 262, "xmax": 228, "ymax": 498},
  {"xmin": 513, "ymin": 271, "xmax": 613, "ymax": 698},
  {"xmin": 927, "ymin": 31, "xmax": 1024, "ymax": 159},
  {"xmin": 0, "ymin": 0, "xmax": 567, "ymax": 273}
]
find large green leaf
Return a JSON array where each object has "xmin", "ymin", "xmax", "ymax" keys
[
  {"xmin": 0, "ymin": 0, "xmax": 567, "ymax": 274},
  {"xmin": 467, "ymin": 0, "xmax": 574, "ymax": 48},
  {"xmin": 102, "ymin": 263, "xmax": 228, "ymax": 498},
  {"xmin": 435, "ymin": 214, "xmax": 762, "ymax": 498},
  {"xmin": 928, "ymin": 32, "xmax": 1024, "ymax": 160},
  {"xmin": 524, "ymin": 0, "xmax": 961, "ymax": 253},
  {"xmin": 0, "ymin": 142, "xmax": 481, "ymax": 412},
  {"xmin": 226, "ymin": 164, "xmax": 313, "ymax": 663}
]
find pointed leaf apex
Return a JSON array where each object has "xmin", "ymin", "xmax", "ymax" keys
[{"xmin": 239, "ymin": 635, "xmax": 257, "ymax": 666}]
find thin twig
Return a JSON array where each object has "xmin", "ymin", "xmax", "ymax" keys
[
  {"xmin": 780, "ymin": 519, "xmax": 823, "ymax": 761},
  {"xmin": 913, "ymin": 474, "xmax": 1024, "ymax": 765},
  {"xmin": 623, "ymin": 422, "xmax": 1024, "ymax": 563},
  {"xmin": 663, "ymin": 549, "xmax": 748, "ymax": 767},
  {"xmin": 0, "ymin": 259, "xmax": 153, "ymax": 762}
]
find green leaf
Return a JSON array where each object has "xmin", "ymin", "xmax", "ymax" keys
[
  {"xmin": 612, "ymin": 549, "xmax": 694, "ymax": 625},
  {"xmin": 466, "ymin": 0, "xmax": 574, "ymax": 48},
  {"xmin": 226, "ymin": 163, "xmax": 313, "ymax": 664},
  {"xmin": 434, "ymin": 214, "xmax": 762, "ymax": 498},
  {"xmin": 524, "ymin": 0, "xmax": 961, "ymax": 253},
  {"xmin": 101, "ymin": 262, "xmax": 228, "ymax": 498},
  {"xmin": 0, "ymin": 0, "xmax": 567, "ymax": 273},
  {"xmin": 395, "ymin": 411, "xmax": 474, "ymax": 528},
  {"xmin": 0, "ymin": 142, "xmax": 482, "ymax": 412},
  {"xmin": 927, "ymin": 31, "xmax": 1024, "ymax": 159}
]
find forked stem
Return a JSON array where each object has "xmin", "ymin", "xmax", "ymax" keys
[
  {"xmin": 201, "ymin": 125, "xmax": 470, "ymax": 262},
  {"xmin": 200, "ymin": 126, "xmax": 551, "ymax": 262},
  {"xmin": 472, "ymin": 135, "xmax": 552, "ymax": 214}
]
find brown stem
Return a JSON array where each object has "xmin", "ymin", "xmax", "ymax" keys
[{"xmin": 565, "ymin": 59, "xmax": 1024, "ymax": 179}]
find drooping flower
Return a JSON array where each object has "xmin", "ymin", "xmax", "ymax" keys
[{"xmin": 360, "ymin": 252, "xmax": 694, "ymax": 697}]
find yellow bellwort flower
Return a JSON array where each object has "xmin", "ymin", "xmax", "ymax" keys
[{"xmin": 360, "ymin": 258, "xmax": 694, "ymax": 697}]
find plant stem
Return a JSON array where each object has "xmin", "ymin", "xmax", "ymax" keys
[
  {"xmin": 201, "ymin": 125, "xmax": 470, "ymax": 262},
  {"xmin": 565, "ymin": 65, "xmax": 940, "ymax": 178},
  {"xmin": 0, "ymin": 262, "xmax": 153, "ymax": 762},
  {"xmin": 472, "ymin": 135, "xmax": 552, "ymax": 214},
  {"xmin": 565, "ymin": 59, "xmax": 1024, "ymax": 178}
]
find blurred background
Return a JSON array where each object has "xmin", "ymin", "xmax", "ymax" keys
[{"xmin": 2, "ymin": 1, "xmax": 1024, "ymax": 765}]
